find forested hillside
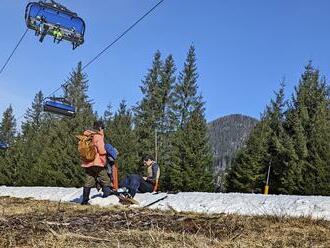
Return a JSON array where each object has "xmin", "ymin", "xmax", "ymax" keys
[{"xmin": 208, "ymin": 114, "xmax": 258, "ymax": 190}]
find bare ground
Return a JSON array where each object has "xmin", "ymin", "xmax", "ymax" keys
[{"xmin": 0, "ymin": 196, "xmax": 329, "ymax": 248}]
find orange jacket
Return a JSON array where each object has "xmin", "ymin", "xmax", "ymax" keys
[{"xmin": 81, "ymin": 129, "xmax": 107, "ymax": 168}]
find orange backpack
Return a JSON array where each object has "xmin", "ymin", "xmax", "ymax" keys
[{"xmin": 76, "ymin": 133, "xmax": 96, "ymax": 162}]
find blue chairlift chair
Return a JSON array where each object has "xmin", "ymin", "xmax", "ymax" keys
[
  {"xmin": 0, "ymin": 143, "xmax": 9, "ymax": 150},
  {"xmin": 25, "ymin": 1, "xmax": 85, "ymax": 49},
  {"xmin": 43, "ymin": 97, "xmax": 76, "ymax": 117}
]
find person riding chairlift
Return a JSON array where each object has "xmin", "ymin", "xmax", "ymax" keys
[
  {"xmin": 34, "ymin": 15, "xmax": 46, "ymax": 36},
  {"xmin": 52, "ymin": 25, "xmax": 63, "ymax": 44},
  {"xmin": 69, "ymin": 27, "xmax": 79, "ymax": 49}
]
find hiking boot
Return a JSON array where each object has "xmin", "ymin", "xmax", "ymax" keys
[
  {"xmin": 81, "ymin": 187, "xmax": 91, "ymax": 205},
  {"xmin": 102, "ymin": 186, "xmax": 113, "ymax": 198}
]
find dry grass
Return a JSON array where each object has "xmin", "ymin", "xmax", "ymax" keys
[{"xmin": 0, "ymin": 196, "xmax": 329, "ymax": 247}]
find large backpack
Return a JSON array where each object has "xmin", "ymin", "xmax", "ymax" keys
[{"xmin": 76, "ymin": 133, "xmax": 96, "ymax": 162}]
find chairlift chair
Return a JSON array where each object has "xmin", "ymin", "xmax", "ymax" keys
[
  {"xmin": 25, "ymin": 0, "xmax": 85, "ymax": 49},
  {"xmin": 43, "ymin": 97, "xmax": 76, "ymax": 117},
  {"xmin": 0, "ymin": 143, "xmax": 9, "ymax": 150}
]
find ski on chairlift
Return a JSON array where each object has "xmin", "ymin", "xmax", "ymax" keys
[
  {"xmin": 25, "ymin": 0, "xmax": 86, "ymax": 49},
  {"xmin": 43, "ymin": 97, "xmax": 76, "ymax": 117}
]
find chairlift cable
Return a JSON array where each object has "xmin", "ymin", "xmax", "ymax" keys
[
  {"xmin": 42, "ymin": 0, "xmax": 165, "ymax": 101},
  {"xmin": 15, "ymin": 0, "xmax": 166, "ymax": 121},
  {"xmin": 82, "ymin": 0, "xmax": 165, "ymax": 70},
  {"xmin": 43, "ymin": 83, "xmax": 68, "ymax": 100},
  {"xmin": 0, "ymin": 28, "xmax": 29, "ymax": 76},
  {"xmin": 1, "ymin": 4, "xmax": 45, "ymax": 77}
]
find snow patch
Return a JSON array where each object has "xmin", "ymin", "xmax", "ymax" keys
[{"xmin": 0, "ymin": 186, "xmax": 329, "ymax": 220}]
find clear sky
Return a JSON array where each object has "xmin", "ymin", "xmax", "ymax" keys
[{"xmin": 1, "ymin": 0, "xmax": 330, "ymax": 126}]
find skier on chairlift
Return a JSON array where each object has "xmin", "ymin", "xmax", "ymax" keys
[
  {"xmin": 52, "ymin": 25, "xmax": 63, "ymax": 43},
  {"xmin": 34, "ymin": 16, "xmax": 43, "ymax": 35}
]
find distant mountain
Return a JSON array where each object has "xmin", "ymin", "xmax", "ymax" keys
[{"xmin": 208, "ymin": 114, "xmax": 258, "ymax": 190}]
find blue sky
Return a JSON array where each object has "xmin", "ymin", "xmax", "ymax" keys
[{"xmin": 1, "ymin": 0, "xmax": 330, "ymax": 126}]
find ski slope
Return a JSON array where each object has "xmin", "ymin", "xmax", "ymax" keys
[{"xmin": 0, "ymin": 186, "xmax": 329, "ymax": 220}]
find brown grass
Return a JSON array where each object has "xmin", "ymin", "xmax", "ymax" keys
[{"xmin": 0, "ymin": 196, "xmax": 329, "ymax": 247}]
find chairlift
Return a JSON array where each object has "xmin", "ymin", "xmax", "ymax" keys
[
  {"xmin": 0, "ymin": 143, "xmax": 9, "ymax": 150},
  {"xmin": 25, "ymin": 0, "xmax": 86, "ymax": 49},
  {"xmin": 43, "ymin": 97, "xmax": 76, "ymax": 117}
]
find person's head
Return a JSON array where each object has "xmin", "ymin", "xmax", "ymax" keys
[
  {"xmin": 143, "ymin": 154, "xmax": 154, "ymax": 166},
  {"xmin": 93, "ymin": 120, "xmax": 104, "ymax": 131}
]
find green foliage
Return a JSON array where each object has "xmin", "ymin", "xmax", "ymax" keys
[
  {"xmin": 0, "ymin": 50, "xmax": 215, "ymax": 193},
  {"xmin": 104, "ymin": 100, "xmax": 139, "ymax": 179},
  {"xmin": 288, "ymin": 63, "xmax": 330, "ymax": 195},
  {"xmin": 173, "ymin": 46, "xmax": 214, "ymax": 192},
  {"xmin": 227, "ymin": 63, "xmax": 330, "ymax": 195},
  {"xmin": 134, "ymin": 47, "xmax": 214, "ymax": 192},
  {"xmin": 0, "ymin": 105, "xmax": 16, "ymax": 144},
  {"xmin": 0, "ymin": 105, "xmax": 17, "ymax": 185},
  {"xmin": 134, "ymin": 51, "xmax": 163, "ymax": 158},
  {"xmin": 226, "ymin": 118, "xmax": 271, "ymax": 193},
  {"xmin": 0, "ymin": 62, "xmax": 95, "ymax": 187}
]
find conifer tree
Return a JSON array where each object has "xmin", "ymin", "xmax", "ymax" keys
[
  {"xmin": 173, "ymin": 46, "xmax": 214, "ymax": 191},
  {"xmin": 134, "ymin": 51, "xmax": 163, "ymax": 163},
  {"xmin": 103, "ymin": 102, "xmax": 113, "ymax": 129},
  {"xmin": 13, "ymin": 91, "xmax": 48, "ymax": 186},
  {"xmin": 0, "ymin": 105, "xmax": 17, "ymax": 185},
  {"xmin": 35, "ymin": 62, "xmax": 95, "ymax": 186},
  {"xmin": 106, "ymin": 100, "xmax": 139, "ymax": 178},
  {"xmin": 265, "ymin": 82, "xmax": 299, "ymax": 194},
  {"xmin": 288, "ymin": 63, "xmax": 330, "ymax": 195},
  {"xmin": 0, "ymin": 105, "xmax": 16, "ymax": 144},
  {"xmin": 22, "ymin": 91, "xmax": 45, "ymax": 132},
  {"xmin": 227, "ymin": 63, "xmax": 329, "ymax": 195},
  {"xmin": 157, "ymin": 55, "xmax": 179, "ymax": 190},
  {"xmin": 226, "ymin": 116, "xmax": 271, "ymax": 193}
]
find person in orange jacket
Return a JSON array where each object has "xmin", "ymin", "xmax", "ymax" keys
[{"xmin": 80, "ymin": 121, "xmax": 112, "ymax": 205}]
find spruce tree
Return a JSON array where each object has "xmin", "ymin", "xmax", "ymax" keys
[
  {"xmin": 288, "ymin": 63, "xmax": 330, "ymax": 195},
  {"xmin": 105, "ymin": 100, "xmax": 139, "ymax": 179},
  {"xmin": 0, "ymin": 105, "xmax": 16, "ymax": 144},
  {"xmin": 22, "ymin": 91, "xmax": 45, "ymax": 132},
  {"xmin": 157, "ymin": 55, "xmax": 179, "ymax": 190},
  {"xmin": 35, "ymin": 62, "xmax": 95, "ymax": 186},
  {"xmin": 226, "ymin": 116, "xmax": 271, "ymax": 193},
  {"xmin": 13, "ymin": 91, "xmax": 49, "ymax": 186},
  {"xmin": 265, "ymin": 82, "xmax": 299, "ymax": 194},
  {"xmin": 134, "ymin": 51, "xmax": 163, "ymax": 165},
  {"xmin": 173, "ymin": 46, "xmax": 214, "ymax": 191},
  {"xmin": 103, "ymin": 102, "xmax": 113, "ymax": 129},
  {"xmin": 227, "ymin": 63, "xmax": 330, "ymax": 195},
  {"xmin": 0, "ymin": 105, "xmax": 17, "ymax": 185}
]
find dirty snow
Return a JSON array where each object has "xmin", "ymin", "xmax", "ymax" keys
[{"xmin": 0, "ymin": 186, "xmax": 329, "ymax": 220}]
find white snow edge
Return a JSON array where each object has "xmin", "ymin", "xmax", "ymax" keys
[{"xmin": 0, "ymin": 186, "xmax": 329, "ymax": 220}]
